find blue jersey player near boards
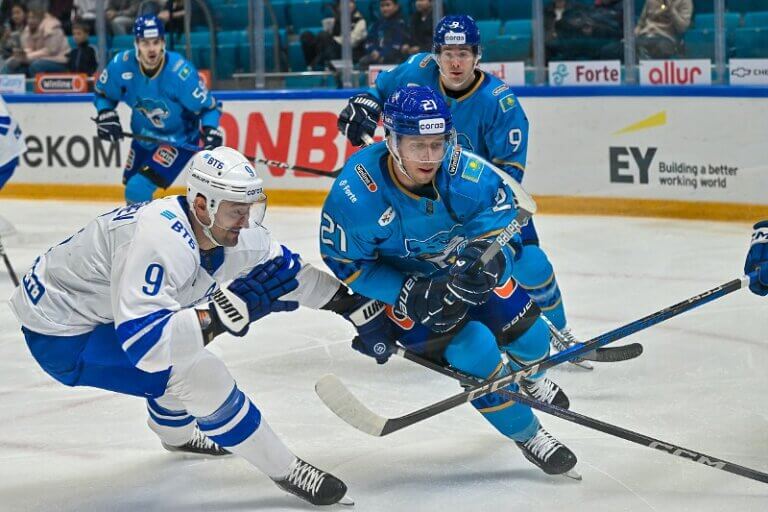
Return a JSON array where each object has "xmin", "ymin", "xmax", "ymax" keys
[
  {"xmin": 337, "ymin": 15, "xmax": 590, "ymax": 367},
  {"xmin": 745, "ymin": 220, "xmax": 768, "ymax": 296},
  {"xmin": 94, "ymin": 14, "xmax": 223, "ymax": 204},
  {"xmin": 321, "ymin": 85, "xmax": 580, "ymax": 478}
]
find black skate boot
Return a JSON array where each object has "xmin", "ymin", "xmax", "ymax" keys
[
  {"xmin": 522, "ymin": 376, "xmax": 570, "ymax": 409},
  {"xmin": 162, "ymin": 427, "xmax": 231, "ymax": 456},
  {"xmin": 273, "ymin": 457, "xmax": 354, "ymax": 506},
  {"xmin": 515, "ymin": 425, "xmax": 580, "ymax": 479}
]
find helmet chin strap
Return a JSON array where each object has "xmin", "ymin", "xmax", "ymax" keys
[{"xmin": 192, "ymin": 202, "xmax": 223, "ymax": 248}]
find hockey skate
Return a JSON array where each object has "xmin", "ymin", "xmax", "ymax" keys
[
  {"xmin": 273, "ymin": 457, "xmax": 354, "ymax": 506},
  {"xmin": 521, "ymin": 376, "xmax": 570, "ymax": 410},
  {"xmin": 551, "ymin": 326, "xmax": 593, "ymax": 370},
  {"xmin": 162, "ymin": 427, "xmax": 231, "ymax": 456},
  {"xmin": 515, "ymin": 425, "xmax": 580, "ymax": 480}
]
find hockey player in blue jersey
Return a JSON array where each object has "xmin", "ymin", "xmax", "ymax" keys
[
  {"xmin": 744, "ymin": 221, "xmax": 768, "ymax": 296},
  {"xmin": 8, "ymin": 146, "xmax": 378, "ymax": 506},
  {"xmin": 322, "ymin": 86, "xmax": 579, "ymax": 478},
  {"xmin": 337, "ymin": 15, "xmax": 588, "ymax": 366},
  {"xmin": 94, "ymin": 14, "xmax": 223, "ymax": 204}
]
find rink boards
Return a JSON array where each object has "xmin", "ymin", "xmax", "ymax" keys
[{"xmin": 1, "ymin": 86, "xmax": 766, "ymax": 220}]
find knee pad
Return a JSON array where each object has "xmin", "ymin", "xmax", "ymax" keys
[
  {"xmin": 166, "ymin": 350, "xmax": 236, "ymax": 418},
  {"xmin": 443, "ymin": 321, "xmax": 502, "ymax": 379},
  {"xmin": 124, "ymin": 171, "xmax": 157, "ymax": 204},
  {"xmin": 503, "ymin": 317, "xmax": 550, "ymax": 366}
]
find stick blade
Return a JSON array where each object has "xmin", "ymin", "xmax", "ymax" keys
[{"xmin": 315, "ymin": 374, "xmax": 387, "ymax": 437}]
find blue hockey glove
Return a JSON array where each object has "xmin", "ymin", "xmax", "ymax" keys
[
  {"xmin": 345, "ymin": 296, "xmax": 395, "ymax": 364},
  {"xmin": 447, "ymin": 239, "xmax": 509, "ymax": 306},
  {"xmin": 96, "ymin": 110, "xmax": 123, "ymax": 142},
  {"xmin": 396, "ymin": 275, "xmax": 469, "ymax": 333},
  {"xmin": 337, "ymin": 93, "xmax": 381, "ymax": 146},
  {"xmin": 744, "ymin": 220, "xmax": 768, "ymax": 296},
  {"xmin": 202, "ymin": 126, "xmax": 224, "ymax": 150},
  {"xmin": 210, "ymin": 246, "xmax": 301, "ymax": 336}
]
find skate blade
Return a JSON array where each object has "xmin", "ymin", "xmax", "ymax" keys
[
  {"xmin": 338, "ymin": 493, "xmax": 355, "ymax": 506},
  {"xmin": 569, "ymin": 359, "xmax": 593, "ymax": 371},
  {"xmin": 561, "ymin": 469, "xmax": 582, "ymax": 481}
]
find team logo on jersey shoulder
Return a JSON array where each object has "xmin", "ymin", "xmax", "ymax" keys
[
  {"xmin": 378, "ymin": 206, "xmax": 396, "ymax": 226},
  {"xmin": 153, "ymin": 145, "xmax": 179, "ymax": 167},
  {"xmin": 492, "ymin": 84, "xmax": 509, "ymax": 96},
  {"xmin": 355, "ymin": 164, "xmax": 377, "ymax": 192},
  {"xmin": 499, "ymin": 94, "xmax": 517, "ymax": 113},
  {"xmin": 461, "ymin": 159, "xmax": 484, "ymax": 183},
  {"xmin": 448, "ymin": 145, "xmax": 462, "ymax": 175},
  {"xmin": 419, "ymin": 55, "xmax": 432, "ymax": 68}
]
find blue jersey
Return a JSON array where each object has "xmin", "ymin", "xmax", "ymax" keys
[
  {"xmin": 94, "ymin": 50, "xmax": 220, "ymax": 147},
  {"xmin": 371, "ymin": 53, "xmax": 528, "ymax": 183},
  {"xmin": 320, "ymin": 142, "xmax": 518, "ymax": 305}
]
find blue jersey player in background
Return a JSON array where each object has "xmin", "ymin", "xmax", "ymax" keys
[
  {"xmin": 322, "ymin": 86, "xmax": 579, "ymax": 479},
  {"xmin": 94, "ymin": 14, "xmax": 223, "ymax": 204},
  {"xmin": 337, "ymin": 15, "xmax": 589, "ymax": 367},
  {"xmin": 745, "ymin": 220, "xmax": 768, "ymax": 296}
]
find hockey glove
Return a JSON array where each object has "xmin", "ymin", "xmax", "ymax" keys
[
  {"xmin": 744, "ymin": 220, "xmax": 768, "ymax": 296},
  {"xmin": 96, "ymin": 110, "xmax": 123, "ymax": 142},
  {"xmin": 202, "ymin": 126, "xmax": 224, "ymax": 150},
  {"xmin": 447, "ymin": 239, "xmax": 509, "ymax": 306},
  {"xmin": 210, "ymin": 246, "xmax": 301, "ymax": 336},
  {"xmin": 396, "ymin": 275, "xmax": 469, "ymax": 333},
  {"xmin": 337, "ymin": 93, "xmax": 381, "ymax": 146}
]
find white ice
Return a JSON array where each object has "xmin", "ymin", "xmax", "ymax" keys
[{"xmin": 0, "ymin": 199, "xmax": 766, "ymax": 512}]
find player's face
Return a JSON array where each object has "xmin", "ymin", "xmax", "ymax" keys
[
  {"xmin": 137, "ymin": 38, "xmax": 165, "ymax": 70},
  {"xmin": 209, "ymin": 199, "xmax": 266, "ymax": 247},
  {"xmin": 437, "ymin": 46, "xmax": 477, "ymax": 90},
  {"xmin": 395, "ymin": 134, "xmax": 447, "ymax": 187}
]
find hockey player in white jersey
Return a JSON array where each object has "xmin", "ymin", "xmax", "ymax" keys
[
  {"xmin": 745, "ymin": 220, "xmax": 768, "ymax": 296},
  {"xmin": 7, "ymin": 146, "xmax": 391, "ymax": 507},
  {"xmin": 0, "ymin": 94, "xmax": 25, "ymax": 191}
]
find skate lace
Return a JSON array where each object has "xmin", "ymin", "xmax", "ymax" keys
[
  {"xmin": 190, "ymin": 428, "xmax": 219, "ymax": 451},
  {"xmin": 526, "ymin": 378, "xmax": 558, "ymax": 404},
  {"xmin": 523, "ymin": 428, "xmax": 562, "ymax": 462},
  {"xmin": 286, "ymin": 459, "xmax": 326, "ymax": 496},
  {"xmin": 551, "ymin": 327, "xmax": 579, "ymax": 352}
]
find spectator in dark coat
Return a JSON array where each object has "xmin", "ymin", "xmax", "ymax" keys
[
  {"xmin": 68, "ymin": 20, "xmax": 97, "ymax": 74},
  {"xmin": 404, "ymin": 0, "xmax": 433, "ymax": 55},
  {"xmin": 358, "ymin": 0, "xmax": 409, "ymax": 69}
]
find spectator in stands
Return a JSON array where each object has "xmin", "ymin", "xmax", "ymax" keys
[
  {"xmin": 68, "ymin": 19, "xmax": 97, "ymax": 74},
  {"xmin": 358, "ymin": 0, "xmax": 409, "ymax": 70},
  {"xmin": 72, "ymin": 0, "xmax": 97, "ymax": 34},
  {"xmin": 1, "ymin": 6, "xmax": 71, "ymax": 77},
  {"xmin": 635, "ymin": 0, "xmax": 693, "ymax": 59},
  {"xmin": 545, "ymin": 0, "xmax": 623, "ymax": 61},
  {"xmin": 107, "ymin": 0, "xmax": 142, "ymax": 35},
  {"xmin": 301, "ymin": 0, "xmax": 367, "ymax": 70},
  {"xmin": 403, "ymin": 0, "xmax": 433, "ymax": 55},
  {"xmin": 1, "ymin": 3, "xmax": 27, "ymax": 68}
]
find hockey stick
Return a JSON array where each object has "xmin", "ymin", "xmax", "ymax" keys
[
  {"xmin": 394, "ymin": 348, "xmax": 768, "ymax": 485},
  {"xmin": 542, "ymin": 315, "xmax": 643, "ymax": 364},
  {"xmin": 316, "ymin": 273, "xmax": 755, "ymax": 437},
  {"xmin": 121, "ymin": 131, "xmax": 346, "ymax": 179},
  {"xmin": 0, "ymin": 234, "xmax": 19, "ymax": 287}
]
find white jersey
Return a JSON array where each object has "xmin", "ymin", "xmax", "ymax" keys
[
  {"xmin": 9, "ymin": 196, "xmax": 333, "ymax": 373},
  {"xmin": 0, "ymin": 95, "xmax": 25, "ymax": 167}
]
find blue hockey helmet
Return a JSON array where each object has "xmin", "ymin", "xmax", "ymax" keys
[
  {"xmin": 134, "ymin": 14, "xmax": 165, "ymax": 40},
  {"xmin": 433, "ymin": 15, "xmax": 481, "ymax": 54},
  {"xmin": 383, "ymin": 85, "xmax": 453, "ymax": 137}
]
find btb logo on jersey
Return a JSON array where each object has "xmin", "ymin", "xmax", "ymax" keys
[{"xmin": 153, "ymin": 145, "xmax": 179, "ymax": 167}]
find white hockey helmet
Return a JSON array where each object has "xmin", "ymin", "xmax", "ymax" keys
[{"xmin": 186, "ymin": 146, "xmax": 267, "ymax": 246}]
